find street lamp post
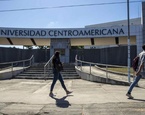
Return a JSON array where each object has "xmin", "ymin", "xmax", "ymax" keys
[{"xmin": 127, "ymin": 0, "xmax": 131, "ymax": 83}]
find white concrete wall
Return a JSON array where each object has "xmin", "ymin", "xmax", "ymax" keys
[{"xmin": 0, "ymin": 68, "xmax": 24, "ymax": 80}]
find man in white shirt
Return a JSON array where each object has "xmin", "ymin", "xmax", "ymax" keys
[{"xmin": 126, "ymin": 44, "xmax": 145, "ymax": 99}]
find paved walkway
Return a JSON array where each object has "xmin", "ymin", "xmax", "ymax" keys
[
  {"xmin": 81, "ymin": 66, "xmax": 134, "ymax": 83},
  {"xmin": 0, "ymin": 79, "xmax": 145, "ymax": 115},
  {"xmin": 0, "ymin": 67, "xmax": 25, "ymax": 74}
]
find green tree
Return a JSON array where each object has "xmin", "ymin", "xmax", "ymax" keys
[
  {"xmin": 24, "ymin": 45, "xmax": 33, "ymax": 49},
  {"xmin": 37, "ymin": 46, "xmax": 49, "ymax": 49},
  {"xmin": 71, "ymin": 46, "xmax": 84, "ymax": 49}
]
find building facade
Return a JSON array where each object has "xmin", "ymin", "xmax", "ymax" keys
[{"xmin": 0, "ymin": 2, "xmax": 145, "ymax": 63}]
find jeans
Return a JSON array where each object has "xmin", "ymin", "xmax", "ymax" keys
[
  {"xmin": 128, "ymin": 75, "xmax": 142, "ymax": 93},
  {"xmin": 50, "ymin": 68, "xmax": 67, "ymax": 92}
]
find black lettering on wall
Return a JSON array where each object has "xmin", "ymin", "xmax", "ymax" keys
[
  {"xmin": 1, "ymin": 30, "xmax": 7, "ymax": 35},
  {"xmin": 72, "ymin": 30, "xmax": 79, "ymax": 36},
  {"xmin": 95, "ymin": 29, "xmax": 100, "ymax": 35},
  {"xmin": 48, "ymin": 30, "xmax": 53, "ymax": 36},
  {"xmin": 113, "ymin": 29, "xmax": 118, "ymax": 34},
  {"xmin": 107, "ymin": 29, "xmax": 112, "ymax": 35},
  {"xmin": 119, "ymin": 28, "xmax": 125, "ymax": 34},
  {"xmin": 58, "ymin": 30, "xmax": 64, "ymax": 36},
  {"xmin": 0, "ymin": 28, "xmax": 125, "ymax": 37},
  {"xmin": 102, "ymin": 29, "xmax": 107, "ymax": 35}
]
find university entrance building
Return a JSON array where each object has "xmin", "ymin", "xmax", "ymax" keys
[
  {"xmin": 0, "ymin": 2, "xmax": 145, "ymax": 64},
  {"xmin": 0, "ymin": 19, "xmax": 142, "ymax": 63}
]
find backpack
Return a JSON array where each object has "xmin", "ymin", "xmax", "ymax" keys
[
  {"xmin": 55, "ymin": 64, "xmax": 63, "ymax": 72},
  {"xmin": 132, "ymin": 56, "xmax": 139, "ymax": 71}
]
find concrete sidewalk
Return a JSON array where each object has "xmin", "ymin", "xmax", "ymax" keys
[
  {"xmin": 76, "ymin": 66, "xmax": 136, "ymax": 85},
  {"xmin": 0, "ymin": 79, "xmax": 145, "ymax": 115}
]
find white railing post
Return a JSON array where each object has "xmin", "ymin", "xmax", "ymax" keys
[
  {"xmin": 29, "ymin": 59, "xmax": 31, "ymax": 66},
  {"xmin": 106, "ymin": 65, "xmax": 108, "ymax": 82},
  {"xmin": 75, "ymin": 55, "xmax": 78, "ymax": 67},
  {"xmin": 44, "ymin": 66, "xmax": 46, "ymax": 80},
  {"xmin": 76, "ymin": 58, "xmax": 78, "ymax": 67},
  {"xmin": 90, "ymin": 63, "xmax": 91, "ymax": 75},
  {"xmin": 32, "ymin": 55, "xmax": 35, "ymax": 64},
  {"xmin": 23, "ymin": 61, "xmax": 25, "ymax": 70},
  {"xmin": 11, "ymin": 63, "xmax": 13, "ymax": 76},
  {"xmin": 81, "ymin": 61, "xmax": 82, "ymax": 71}
]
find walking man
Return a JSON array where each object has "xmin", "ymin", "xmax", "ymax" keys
[{"xmin": 126, "ymin": 44, "xmax": 145, "ymax": 99}]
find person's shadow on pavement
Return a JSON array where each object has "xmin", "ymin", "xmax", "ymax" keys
[
  {"xmin": 50, "ymin": 95, "xmax": 71, "ymax": 108},
  {"xmin": 131, "ymin": 98, "xmax": 145, "ymax": 102}
]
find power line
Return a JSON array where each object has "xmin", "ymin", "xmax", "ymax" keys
[
  {"xmin": 0, "ymin": 0, "xmax": 12, "ymax": 1},
  {"xmin": 0, "ymin": 0, "xmax": 143, "ymax": 13}
]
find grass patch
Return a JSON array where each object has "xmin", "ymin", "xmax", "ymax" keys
[{"xmin": 107, "ymin": 67, "xmax": 134, "ymax": 74}]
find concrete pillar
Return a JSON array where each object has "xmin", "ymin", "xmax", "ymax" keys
[
  {"xmin": 136, "ymin": 26, "xmax": 143, "ymax": 54},
  {"xmin": 142, "ymin": 2, "xmax": 145, "ymax": 44}
]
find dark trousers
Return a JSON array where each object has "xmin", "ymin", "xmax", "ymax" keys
[{"xmin": 50, "ymin": 68, "xmax": 67, "ymax": 92}]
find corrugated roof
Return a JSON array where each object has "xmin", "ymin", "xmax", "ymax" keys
[{"xmin": 85, "ymin": 18, "xmax": 141, "ymax": 28}]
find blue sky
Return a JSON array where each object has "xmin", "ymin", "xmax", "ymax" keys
[{"xmin": 0, "ymin": 0, "xmax": 142, "ymax": 28}]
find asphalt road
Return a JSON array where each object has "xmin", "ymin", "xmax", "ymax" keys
[{"xmin": 0, "ymin": 79, "xmax": 145, "ymax": 115}]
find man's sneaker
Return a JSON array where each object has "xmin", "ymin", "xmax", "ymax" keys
[{"xmin": 126, "ymin": 93, "xmax": 134, "ymax": 99}]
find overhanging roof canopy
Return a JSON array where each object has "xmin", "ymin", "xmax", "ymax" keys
[
  {"xmin": 0, "ymin": 37, "xmax": 51, "ymax": 46},
  {"xmin": 0, "ymin": 36, "xmax": 136, "ymax": 46}
]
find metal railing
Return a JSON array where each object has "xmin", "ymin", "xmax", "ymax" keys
[
  {"xmin": 44, "ymin": 55, "xmax": 54, "ymax": 80},
  {"xmin": 0, "ymin": 55, "xmax": 34, "ymax": 76},
  {"xmin": 75, "ymin": 55, "xmax": 132, "ymax": 82}
]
